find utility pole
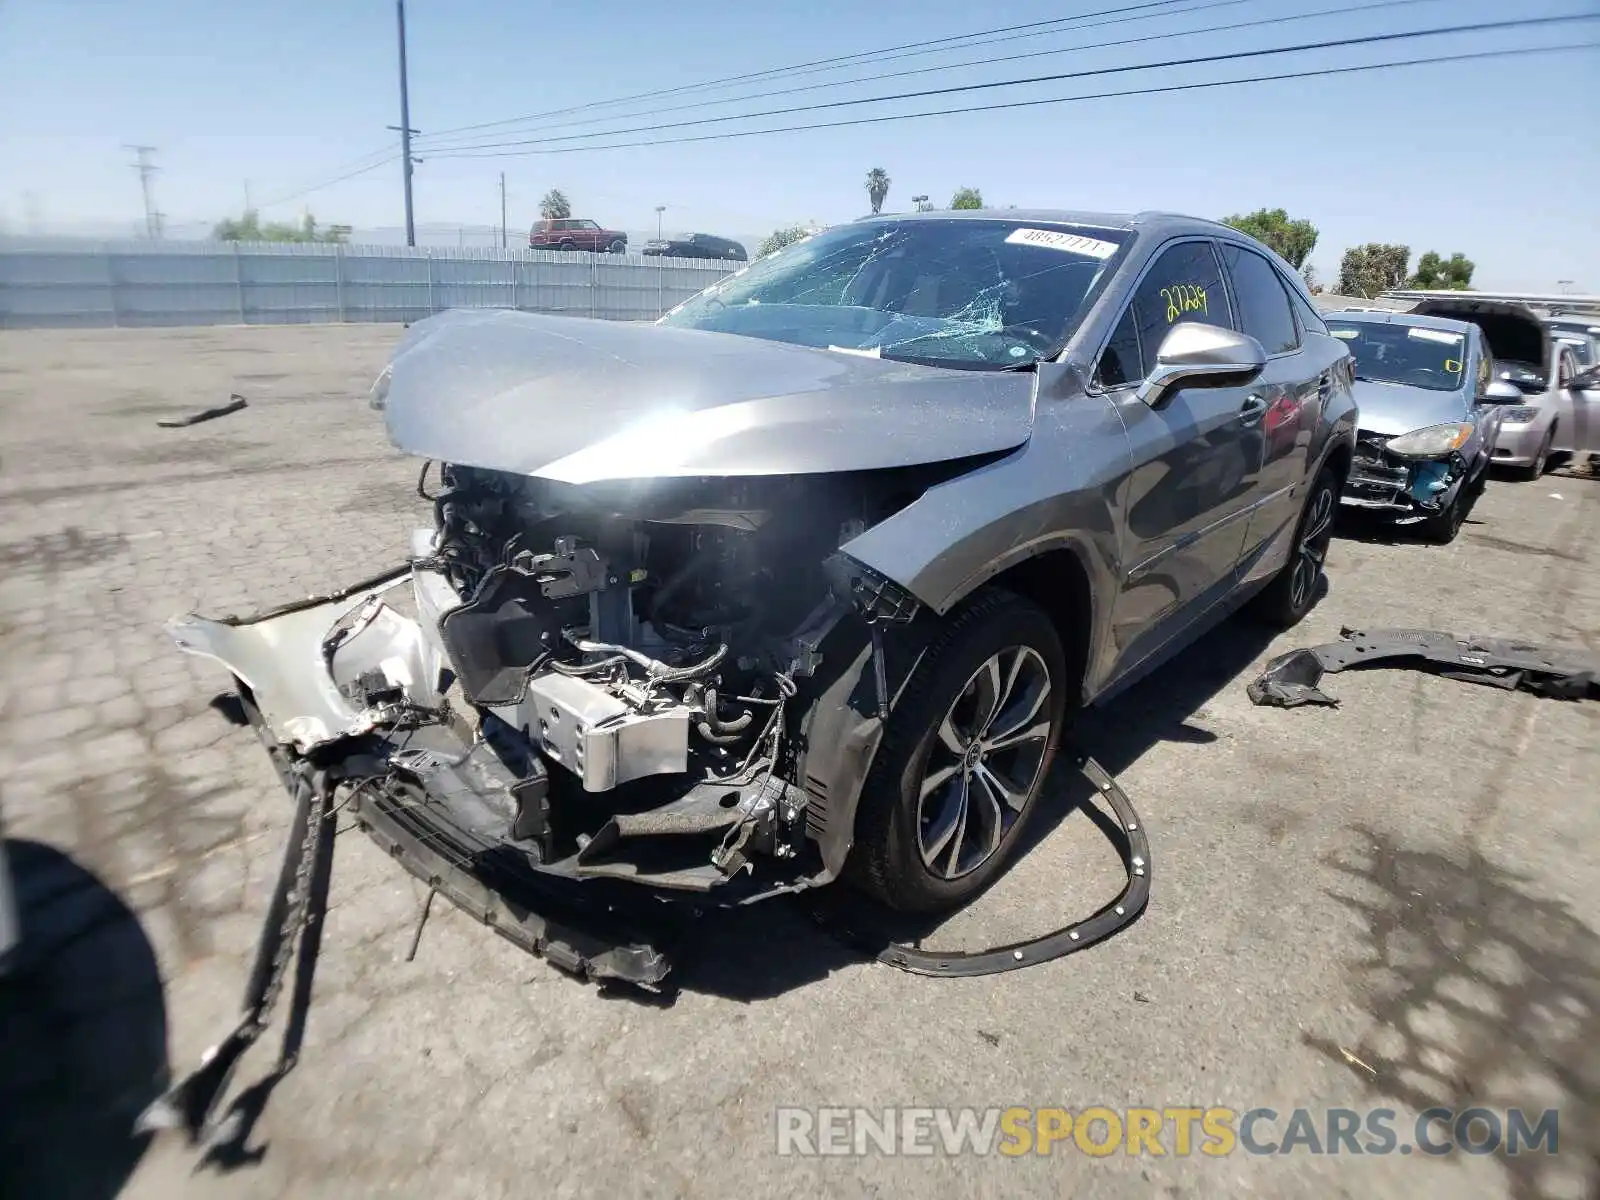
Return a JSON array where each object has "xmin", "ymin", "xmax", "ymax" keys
[
  {"xmin": 244, "ymin": 179, "xmax": 253, "ymax": 213},
  {"xmin": 393, "ymin": 0, "xmax": 417, "ymax": 246},
  {"xmin": 499, "ymin": 172, "xmax": 507, "ymax": 249},
  {"xmin": 125, "ymin": 144, "xmax": 161, "ymax": 238}
]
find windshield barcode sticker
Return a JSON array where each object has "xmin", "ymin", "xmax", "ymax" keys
[
  {"xmin": 1005, "ymin": 228, "xmax": 1119, "ymax": 258},
  {"xmin": 1408, "ymin": 327, "xmax": 1463, "ymax": 344},
  {"xmin": 1329, "ymin": 328, "xmax": 1360, "ymax": 339}
]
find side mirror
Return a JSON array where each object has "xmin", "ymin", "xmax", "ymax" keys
[
  {"xmin": 1479, "ymin": 379, "xmax": 1525, "ymax": 404},
  {"xmin": 1566, "ymin": 366, "xmax": 1600, "ymax": 391},
  {"xmin": 1138, "ymin": 322, "xmax": 1267, "ymax": 408}
]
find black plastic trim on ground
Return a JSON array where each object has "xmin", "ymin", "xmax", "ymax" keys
[{"xmin": 814, "ymin": 753, "xmax": 1149, "ymax": 977}]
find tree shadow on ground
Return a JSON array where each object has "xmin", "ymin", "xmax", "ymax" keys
[
  {"xmin": 0, "ymin": 838, "xmax": 169, "ymax": 1200},
  {"xmin": 1306, "ymin": 826, "xmax": 1600, "ymax": 1200}
]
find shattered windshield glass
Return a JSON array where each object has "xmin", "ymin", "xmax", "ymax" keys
[{"xmin": 658, "ymin": 218, "xmax": 1131, "ymax": 369}]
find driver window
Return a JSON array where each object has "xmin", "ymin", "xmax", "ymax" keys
[{"xmin": 1097, "ymin": 240, "xmax": 1229, "ymax": 388}]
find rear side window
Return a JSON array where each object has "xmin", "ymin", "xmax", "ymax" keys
[
  {"xmin": 1221, "ymin": 244, "xmax": 1299, "ymax": 355},
  {"xmin": 1283, "ymin": 274, "xmax": 1326, "ymax": 337},
  {"xmin": 1097, "ymin": 240, "xmax": 1229, "ymax": 387}
]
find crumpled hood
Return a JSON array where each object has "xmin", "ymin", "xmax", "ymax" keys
[
  {"xmin": 380, "ymin": 309, "xmax": 1038, "ymax": 483},
  {"xmin": 1352, "ymin": 380, "xmax": 1469, "ymax": 437}
]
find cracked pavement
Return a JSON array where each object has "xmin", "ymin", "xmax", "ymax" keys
[{"xmin": 0, "ymin": 326, "xmax": 1596, "ymax": 1199}]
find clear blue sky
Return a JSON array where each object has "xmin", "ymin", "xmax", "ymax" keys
[{"xmin": 2, "ymin": 0, "xmax": 1596, "ymax": 288}]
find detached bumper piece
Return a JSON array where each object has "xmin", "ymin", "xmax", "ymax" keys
[
  {"xmin": 814, "ymin": 755, "xmax": 1149, "ymax": 978},
  {"xmin": 164, "ymin": 569, "xmax": 678, "ymax": 984},
  {"xmin": 1248, "ymin": 626, "xmax": 1600, "ymax": 708}
]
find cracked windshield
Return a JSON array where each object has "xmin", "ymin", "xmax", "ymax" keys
[
  {"xmin": 1328, "ymin": 322, "xmax": 1468, "ymax": 392},
  {"xmin": 660, "ymin": 219, "xmax": 1128, "ymax": 368}
]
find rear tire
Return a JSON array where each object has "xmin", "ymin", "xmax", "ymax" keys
[
  {"xmin": 848, "ymin": 590, "xmax": 1069, "ymax": 915},
  {"xmin": 1248, "ymin": 463, "xmax": 1338, "ymax": 629},
  {"xmin": 557, "ymin": 239, "xmax": 576, "ymax": 252}
]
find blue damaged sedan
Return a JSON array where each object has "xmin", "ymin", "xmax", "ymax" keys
[{"xmin": 1327, "ymin": 310, "xmax": 1508, "ymax": 544}]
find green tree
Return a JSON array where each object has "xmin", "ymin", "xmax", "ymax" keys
[
  {"xmin": 211, "ymin": 210, "xmax": 348, "ymax": 243},
  {"xmin": 1408, "ymin": 251, "xmax": 1475, "ymax": 290},
  {"xmin": 757, "ymin": 225, "xmax": 811, "ymax": 257},
  {"xmin": 539, "ymin": 189, "xmax": 572, "ymax": 220},
  {"xmin": 1337, "ymin": 243, "xmax": 1410, "ymax": 298},
  {"xmin": 865, "ymin": 167, "xmax": 891, "ymax": 215},
  {"xmin": 1220, "ymin": 207, "xmax": 1319, "ymax": 269},
  {"xmin": 949, "ymin": 187, "xmax": 983, "ymax": 210}
]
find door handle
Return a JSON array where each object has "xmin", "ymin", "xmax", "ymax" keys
[{"xmin": 1239, "ymin": 394, "xmax": 1269, "ymax": 424}]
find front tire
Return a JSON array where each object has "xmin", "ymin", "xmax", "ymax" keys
[
  {"xmin": 1511, "ymin": 431, "xmax": 1552, "ymax": 482},
  {"xmin": 1249, "ymin": 463, "xmax": 1337, "ymax": 628},
  {"xmin": 848, "ymin": 590, "xmax": 1068, "ymax": 914},
  {"xmin": 608, "ymin": 239, "xmax": 626, "ymax": 254},
  {"xmin": 1419, "ymin": 469, "xmax": 1480, "ymax": 544}
]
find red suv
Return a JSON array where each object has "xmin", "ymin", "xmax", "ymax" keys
[{"xmin": 529, "ymin": 218, "xmax": 628, "ymax": 254}]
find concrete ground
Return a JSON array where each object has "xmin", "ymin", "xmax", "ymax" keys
[{"xmin": 0, "ymin": 325, "xmax": 1595, "ymax": 1200}]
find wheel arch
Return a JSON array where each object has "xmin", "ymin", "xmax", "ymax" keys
[
  {"xmin": 792, "ymin": 541, "xmax": 1100, "ymax": 884},
  {"xmin": 1321, "ymin": 436, "xmax": 1353, "ymax": 488},
  {"xmin": 966, "ymin": 546, "xmax": 1094, "ymax": 709}
]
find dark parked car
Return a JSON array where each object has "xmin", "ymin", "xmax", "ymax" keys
[
  {"xmin": 529, "ymin": 218, "xmax": 627, "ymax": 253},
  {"xmin": 1326, "ymin": 310, "xmax": 1504, "ymax": 541},
  {"xmin": 643, "ymin": 233, "xmax": 748, "ymax": 261},
  {"xmin": 167, "ymin": 210, "xmax": 1355, "ymax": 971}
]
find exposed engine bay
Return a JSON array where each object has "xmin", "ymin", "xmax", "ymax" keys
[
  {"xmin": 381, "ymin": 460, "xmax": 946, "ymax": 892},
  {"xmin": 1345, "ymin": 432, "xmax": 1466, "ymax": 520}
]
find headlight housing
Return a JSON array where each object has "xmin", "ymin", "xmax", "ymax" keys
[
  {"xmin": 368, "ymin": 363, "xmax": 393, "ymax": 411},
  {"xmin": 1498, "ymin": 406, "xmax": 1542, "ymax": 423},
  {"xmin": 1383, "ymin": 422, "xmax": 1474, "ymax": 460}
]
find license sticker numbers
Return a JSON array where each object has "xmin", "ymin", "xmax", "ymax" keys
[{"xmin": 1004, "ymin": 228, "xmax": 1119, "ymax": 258}]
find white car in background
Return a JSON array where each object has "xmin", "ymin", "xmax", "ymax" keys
[{"xmin": 1409, "ymin": 298, "xmax": 1600, "ymax": 479}]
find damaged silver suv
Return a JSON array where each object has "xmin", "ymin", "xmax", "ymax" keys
[{"xmin": 170, "ymin": 211, "xmax": 1356, "ymax": 961}]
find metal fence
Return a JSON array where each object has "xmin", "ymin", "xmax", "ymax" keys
[{"xmin": 0, "ymin": 239, "xmax": 743, "ymax": 329}]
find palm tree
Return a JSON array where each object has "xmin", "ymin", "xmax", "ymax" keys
[
  {"xmin": 865, "ymin": 168, "xmax": 891, "ymax": 215},
  {"xmin": 539, "ymin": 189, "xmax": 572, "ymax": 220}
]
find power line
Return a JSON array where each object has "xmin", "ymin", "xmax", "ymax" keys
[
  {"xmin": 424, "ymin": 42, "xmax": 1594, "ymax": 159},
  {"xmin": 425, "ymin": 13, "xmax": 1599, "ymax": 155},
  {"xmin": 417, "ymin": 0, "xmax": 1196, "ymax": 142},
  {"xmin": 257, "ymin": 153, "xmax": 400, "ymax": 209},
  {"xmin": 253, "ymin": 144, "xmax": 398, "ymax": 208},
  {"xmin": 425, "ymin": 0, "xmax": 1435, "ymax": 147}
]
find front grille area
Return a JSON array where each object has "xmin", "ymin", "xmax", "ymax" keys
[{"xmin": 1347, "ymin": 432, "xmax": 1411, "ymax": 503}]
